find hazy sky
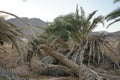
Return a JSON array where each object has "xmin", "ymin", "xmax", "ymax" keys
[{"xmin": 0, "ymin": 0, "xmax": 120, "ymax": 32}]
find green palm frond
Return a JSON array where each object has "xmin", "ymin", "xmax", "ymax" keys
[
  {"xmin": 80, "ymin": 7, "xmax": 85, "ymax": 21},
  {"xmin": 40, "ymin": 5, "xmax": 104, "ymax": 43},
  {"xmin": 86, "ymin": 10, "xmax": 98, "ymax": 22},
  {"xmin": 105, "ymin": 0, "xmax": 120, "ymax": 27},
  {"xmin": 106, "ymin": 7, "xmax": 120, "ymax": 21},
  {"xmin": 107, "ymin": 18, "xmax": 120, "ymax": 27},
  {"xmin": 89, "ymin": 16, "xmax": 104, "ymax": 31},
  {"xmin": 114, "ymin": 0, "xmax": 120, "ymax": 3}
]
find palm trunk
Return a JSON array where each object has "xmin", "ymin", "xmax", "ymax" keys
[{"xmin": 40, "ymin": 46, "xmax": 105, "ymax": 80}]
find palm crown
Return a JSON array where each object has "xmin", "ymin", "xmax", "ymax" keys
[{"xmin": 46, "ymin": 6, "xmax": 104, "ymax": 42}]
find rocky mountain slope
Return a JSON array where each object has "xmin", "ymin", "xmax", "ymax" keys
[{"xmin": 7, "ymin": 17, "xmax": 48, "ymax": 36}]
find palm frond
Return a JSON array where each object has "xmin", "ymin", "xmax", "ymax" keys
[
  {"xmin": 89, "ymin": 16, "xmax": 104, "ymax": 31},
  {"xmin": 80, "ymin": 7, "xmax": 85, "ymax": 19},
  {"xmin": 86, "ymin": 10, "xmax": 98, "ymax": 22},
  {"xmin": 107, "ymin": 18, "xmax": 120, "ymax": 28},
  {"xmin": 114, "ymin": 0, "xmax": 120, "ymax": 3},
  {"xmin": 0, "ymin": 13, "xmax": 25, "ymax": 63},
  {"xmin": 0, "ymin": 11, "xmax": 37, "ymax": 38},
  {"xmin": 106, "ymin": 7, "xmax": 120, "ymax": 21}
]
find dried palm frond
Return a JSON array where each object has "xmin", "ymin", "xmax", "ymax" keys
[
  {"xmin": 0, "ymin": 61, "xmax": 27, "ymax": 80},
  {"xmin": 0, "ymin": 16, "xmax": 25, "ymax": 61},
  {"xmin": 0, "ymin": 47, "xmax": 9, "ymax": 59},
  {"xmin": 60, "ymin": 34, "xmax": 119, "ymax": 69},
  {"xmin": 0, "ymin": 11, "xmax": 37, "ymax": 64},
  {"xmin": 116, "ymin": 39, "xmax": 120, "ymax": 54},
  {"xmin": 0, "ymin": 11, "xmax": 37, "ymax": 39}
]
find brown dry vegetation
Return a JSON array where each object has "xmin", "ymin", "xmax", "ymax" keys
[{"xmin": 0, "ymin": 39, "xmax": 120, "ymax": 80}]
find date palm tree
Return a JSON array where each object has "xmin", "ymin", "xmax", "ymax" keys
[
  {"xmin": 28, "ymin": 6, "xmax": 108, "ymax": 80},
  {"xmin": 46, "ymin": 6, "xmax": 104, "ymax": 43},
  {"xmin": 39, "ymin": 6, "xmax": 105, "ymax": 66}
]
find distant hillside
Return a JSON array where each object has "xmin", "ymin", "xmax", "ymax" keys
[
  {"xmin": 107, "ymin": 31, "xmax": 120, "ymax": 40},
  {"xmin": 89, "ymin": 31, "xmax": 110, "ymax": 36},
  {"xmin": 7, "ymin": 17, "xmax": 48, "ymax": 36},
  {"xmin": 89, "ymin": 31, "xmax": 120, "ymax": 41},
  {"xmin": 7, "ymin": 17, "xmax": 48, "ymax": 28}
]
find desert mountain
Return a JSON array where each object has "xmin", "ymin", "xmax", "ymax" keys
[
  {"xmin": 89, "ymin": 30, "xmax": 120, "ymax": 41},
  {"xmin": 107, "ymin": 31, "xmax": 120, "ymax": 40},
  {"xmin": 7, "ymin": 17, "xmax": 48, "ymax": 36},
  {"xmin": 89, "ymin": 31, "xmax": 110, "ymax": 36}
]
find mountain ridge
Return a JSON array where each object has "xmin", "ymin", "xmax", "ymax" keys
[
  {"xmin": 7, "ymin": 17, "xmax": 48, "ymax": 36},
  {"xmin": 7, "ymin": 17, "xmax": 48, "ymax": 28}
]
